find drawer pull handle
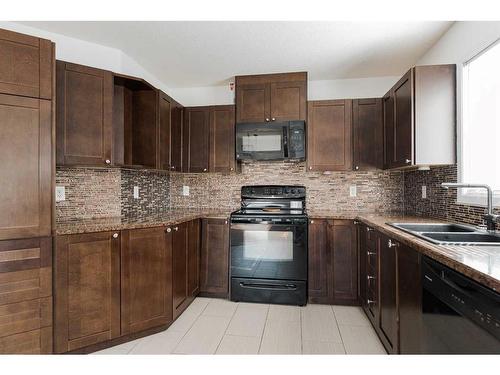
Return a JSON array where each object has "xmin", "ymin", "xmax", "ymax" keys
[
  {"xmin": 112, "ymin": 233, "xmax": 119, "ymax": 239},
  {"xmin": 388, "ymin": 239, "xmax": 399, "ymax": 248}
]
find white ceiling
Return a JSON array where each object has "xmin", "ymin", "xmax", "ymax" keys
[{"xmin": 20, "ymin": 21, "xmax": 453, "ymax": 88}]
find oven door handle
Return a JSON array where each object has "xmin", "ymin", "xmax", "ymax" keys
[{"xmin": 239, "ymin": 282, "xmax": 298, "ymax": 291}]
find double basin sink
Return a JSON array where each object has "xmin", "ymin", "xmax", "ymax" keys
[{"xmin": 388, "ymin": 222, "xmax": 500, "ymax": 246}]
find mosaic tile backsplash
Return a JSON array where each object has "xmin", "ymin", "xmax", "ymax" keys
[
  {"xmin": 169, "ymin": 161, "xmax": 404, "ymax": 213},
  {"xmin": 404, "ymin": 165, "xmax": 500, "ymax": 227}
]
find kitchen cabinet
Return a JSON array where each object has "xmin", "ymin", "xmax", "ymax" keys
[
  {"xmin": 0, "ymin": 28, "xmax": 53, "ymax": 99},
  {"xmin": 183, "ymin": 106, "xmax": 210, "ymax": 173},
  {"xmin": 209, "ymin": 105, "xmax": 236, "ymax": 173},
  {"xmin": 0, "ymin": 237, "xmax": 52, "ymax": 354},
  {"xmin": 307, "ymin": 100, "xmax": 352, "ymax": 172},
  {"xmin": 56, "ymin": 61, "xmax": 114, "ymax": 166},
  {"xmin": 200, "ymin": 218, "xmax": 229, "ymax": 297},
  {"xmin": 235, "ymin": 72, "xmax": 307, "ymax": 123},
  {"xmin": 352, "ymin": 98, "xmax": 383, "ymax": 170},
  {"xmin": 54, "ymin": 231, "xmax": 121, "ymax": 353},
  {"xmin": 121, "ymin": 227, "xmax": 172, "ymax": 335},
  {"xmin": 113, "ymin": 74, "xmax": 158, "ymax": 169},
  {"xmin": 158, "ymin": 91, "xmax": 172, "ymax": 170},
  {"xmin": 0, "ymin": 94, "xmax": 52, "ymax": 241},
  {"xmin": 397, "ymin": 245, "xmax": 422, "ymax": 354},
  {"xmin": 308, "ymin": 219, "xmax": 358, "ymax": 305},
  {"xmin": 383, "ymin": 65, "xmax": 456, "ymax": 169},
  {"xmin": 187, "ymin": 219, "xmax": 201, "ymax": 297},
  {"xmin": 170, "ymin": 99, "xmax": 184, "ymax": 172}
]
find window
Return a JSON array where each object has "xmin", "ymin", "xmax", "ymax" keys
[{"xmin": 459, "ymin": 39, "xmax": 500, "ymax": 207}]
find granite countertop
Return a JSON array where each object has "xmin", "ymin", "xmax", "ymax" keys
[{"xmin": 55, "ymin": 208, "xmax": 234, "ymax": 235}]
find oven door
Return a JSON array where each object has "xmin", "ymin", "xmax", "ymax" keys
[
  {"xmin": 230, "ymin": 221, "xmax": 307, "ymax": 281},
  {"xmin": 235, "ymin": 123, "xmax": 286, "ymax": 160}
]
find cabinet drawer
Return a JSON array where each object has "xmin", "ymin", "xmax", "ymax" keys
[
  {"xmin": 0, "ymin": 296, "xmax": 52, "ymax": 338},
  {"xmin": 0, "ymin": 326, "xmax": 52, "ymax": 354}
]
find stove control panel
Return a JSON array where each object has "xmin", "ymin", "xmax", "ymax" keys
[{"xmin": 241, "ymin": 185, "xmax": 306, "ymax": 199}]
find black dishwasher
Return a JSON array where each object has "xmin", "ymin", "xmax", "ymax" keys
[{"xmin": 421, "ymin": 256, "xmax": 500, "ymax": 354}]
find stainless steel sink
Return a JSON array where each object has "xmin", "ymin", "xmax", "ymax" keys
[{"xmin": 387, "ymin": 222, "xmax": 500, "ymax": 246}]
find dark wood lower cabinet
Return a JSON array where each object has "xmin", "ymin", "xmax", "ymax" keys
[
  {"xmin": 398, "ymin": 245, "xmax": 422, "ymax": 354},
  {"xmin": 187, "ymin": 220, "xmax": 201, "ymax": 297},
  {"xmin": 121, "ymin": 227, "xmax": 172, "ymax": 335},
  {"xmin": 200, "ymin": 218, "xmax": 229, "ymax": 297},
  {"xmin": 54, "ymin": 231, "xmax": 121, "ymax": 353},
  {"xmin": 308, "ymin": 219, "xmax": 358, "ymax": 305}
]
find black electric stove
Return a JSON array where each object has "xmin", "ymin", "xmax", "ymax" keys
[{"xmin": 229, "ymin": 185, "xmax": 308, "ymax": 306}]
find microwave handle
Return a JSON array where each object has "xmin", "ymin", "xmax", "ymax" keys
[{"xmin": 283, "ymin": 126, "xmax": 289, "ymax": 158}]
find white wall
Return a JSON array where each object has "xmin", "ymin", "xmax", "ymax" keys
[{"xmin": 0, "ymin": 21, "xmax": 171, "ymax": 94}]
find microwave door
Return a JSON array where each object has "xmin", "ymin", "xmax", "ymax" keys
[{"xmin": 236, "ymin": 123, "xmax": 285, "ymax": 160}]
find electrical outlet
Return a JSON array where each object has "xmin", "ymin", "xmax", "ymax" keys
[
  {"xmin": 422, "ymin": 185, "xmax": 427, "ymax": 199},
  {"xmin": 349, "ymin": 185, "xmax": 357, "ymax": 197},
  {"xmin": 182, "ymin": 186, "xmax": 190, "ymax": 196},
  {"xmin": 133, "ymin": 186, "xmax": 139, "ymax": 199},
  {"xmin": 55, "ymin": 186, "xmax": 65, "ymax": 202}
]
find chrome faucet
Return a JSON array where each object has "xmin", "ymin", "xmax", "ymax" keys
[{"xmin": 441, "ymin": 183, "xmax": 500, "ymax": 231}]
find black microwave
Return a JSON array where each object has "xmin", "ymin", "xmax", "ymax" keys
[{"xmin": 235, "ymin": 121, "xmax": 306, "ymax": 161}]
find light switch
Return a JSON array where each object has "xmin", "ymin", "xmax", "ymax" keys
[
  {"xmin": 422, "ymin": 185, "xmax": 427, "ymax": 199},
  {"xmin": 349, "ymin": 185, "xmax": 357, "ymax": 197},
  {"xmin": 133, "ymin": 186, "xmax": 139, "ymax": 199},
  {"xmin": 182, "ymin": 186, "xmax": 190, "ymax": 196},
  {"xmin": 55, "ymin": 186, "xmax": 65, "ymax": 202}
]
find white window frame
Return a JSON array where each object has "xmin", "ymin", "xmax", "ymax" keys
[{"xmin": 457, "ymin": 38, "xmax": 500, "ymax": 208}]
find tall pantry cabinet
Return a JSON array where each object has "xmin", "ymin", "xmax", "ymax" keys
[{"xmin": 0, "ymin": 28, "xmax": 55, "ymax": 354}]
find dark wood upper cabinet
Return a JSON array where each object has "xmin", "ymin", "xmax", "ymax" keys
[
  {"xmin": 378, "ymin": 233, "xmax": 398, "ymax": 353},
  {"xmin": 113, "ymin": 74, "xmax": 158, "ymax": 169},
  {"xmin": 307, "ymin": 100, "xmax": 352, "ymax": 172},
  {"xmin": 121, "ymin": 227, "xmax": 172, "ymax": 335},
  {"xmin": 308, "ymin": 219, "xmax": 358, "ymax": 305},
  {"xmin": 383, "ymin": 65, "xmax": 456, "ymax": 169},
  {"xmin": 200, "ymin": 218, "xmax": 229, "ymax": 297},
  {"xmin": 0, "ymin": 29, "xmax": 53, "ymax": 100},
  {"xmin": 56, "ymin": 61, "xmax": 113, "ymax": 166},
  {"xmin": 209, "ymin": 105, "xmax": 236, "ymax": 173},
  {"xmin": 54, "ymin": 231, "xmax": 121, "ymax": 353},
  {"xmin": 0, "ymin": 94, "xmax": 52, "ymax": 241},
  {"xmin": 158, "ymin": 91, "xmax": 172, "ymax": 170},
  {"xmin": 398, "ymin": 246, "xmax": 422, "ymax": 354},
  {"xmin": 352, "ymin": 98, "xmax": 383, "ymax": 170},
  {"xmin": 183, "ymin": 106, "xmax": 210, "ymax": 173},
  {"xmin": 170, "ymin": 99, "xmax": 184, "ymax": 172},
  {"xmin": 0, "ymin": 237, "xmax": 52, "ymax": 354},
  {"xmin": 270, "ymin": 81, "xmax": 306, "ymax": 122},
  {"xmin": 235, "ymin": 72, "xmax": 307, "ymax": 123}
]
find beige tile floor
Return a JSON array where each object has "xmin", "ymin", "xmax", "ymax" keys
[{"xmin": 94, "ymin": 297, "xmax": 386, "ymax": 355}]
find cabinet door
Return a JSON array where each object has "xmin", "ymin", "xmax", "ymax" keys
[
  {"xmin": 398, "ymin": 246, "xmax": 422, "ymax": 354},
  {"xmin": 172, "ymin": 222, "xmax": 189, "ymax": 319},
  {"xmin": 270, "ymin": 81, "xmax": 306, "ymax": 122},
  {"xmin": 0, "ymin": 94, "xmax": 51, "ymax": 240},
  {"xmin": 308, "ymin": 219, "xmax": 332, "ymax": 304},
  {"xmin": 54, "ymin": 231, "xmax": 120, "ymax": 353},
  {"xmin": 187, "ymin": 220, "xmax": 201, "ymax": 297},
  {"xmin": 382, "ymin": 90, "xmax": 394, "ymax": 169},
  {"xmin": 331, "ymin": 220, "xmax": 358, "ymax": 304},
  {"xmin": 56, "ymin": 61, "xmax": 113, "ymax": 166},
  {"xmin": 352, "ymin": 98, "xmax": 383, "ymax": 170},
  {"xmin": 236, "ymin": 83, "xmax": 270, "ymax": 123},
  {"xmin": 200, "ymin": 218, "xmax": 229, "ymax": 297},
  {"xmin": 170, "ymin": 100, "xmax": 183, "ymax": 172},
  {"xmin": 0, "ymin": 29, "xmax": 53, "ymax": 99},
  {"xmin": 307, "ymin": 100, "xmax": 352, "ymax": 171},
  {"xmin": 357, "ymin": 224, "xmax": 367, "ymax": 306},
  {"xmin": 392, "ymin": 69, "xmax": 413, "ymax": 168},
  {"xmin": 158, "ymin": 91, "xmax": 172, "ymax": 170},
  {"xmin": 209, "ymin": 105, "xmax": 236, "ymax": 172},
  {"xmin": 183, "ymin": 107, "xmax": 210, "ymax": 173},
  {"xmin": 0, "ymin": 237, "xmax": 52, "ymax": 354},
  {"xmin": 379, "ymin": 234, "xmax": 398, "ymax": 353},
  {"xmin": 121, "ymin": 227, "xmax": 172, "ymax": 335}
]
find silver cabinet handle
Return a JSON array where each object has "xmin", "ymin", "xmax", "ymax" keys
[
  {"xmin": 265, "ymin": 118, "xmax": 270, "ymax": 122},
  {"xmin": 203, "ymin": 168, "xmax": 207, "ymax": 172},
  {"xmin": 367, "ymin": 275, "xmax": 376, "ymax": 280},
  {"xmin": 367, "ymin": 251, "xmax": 376, "ymax": 256},
  {"xmin": 224, "ymin": 220, "xmax": 228, "ymax": 225},
  {"xmin": 366, "ymin": 227, "xmax": 373, "ymax": 232},
  {"xmin": 166, "ymin": 227, "xmax": 171, "ymax": 233},
  {"xmin": 171, "ymin": 166, "xmax": 175, "ymax": 170},
  {"xmin": 112, "ymin": 233, "xmax": 119, "ymax": 238},
  {"xmin": 174, "ymin": 227, "xmax": 178, "ymax": 231},
  {"xmin": 310, "ymin": 220, "xmax": 314, "ymax": 224},
  {"xmin": 388, "ymin": 239, "xmax": 399, "ymax": 248},
  {"xmin": 230, "ymin": 167, "xmax": 234, "ymax": 171},
  {"xmin": 105, "ymin": 159, "xmax": 111, "ymax": 164},
  {"xmin": 355, "ymin": 166, "xmax": 359, "ymax": 170},
  {"xmin": 405, "ymin": 159, "xmax": 411, "ymax": 164},
  {"xmin": 308, "ymin": 166, "xmax": 312, "ymax": 170},
  {"xmin": 367, "ymin": 299, "xmax": 376, "ymax": 305},
  {"xmin": 271, "ymin": 117, "xmax": 276, "ymax": 121}
]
